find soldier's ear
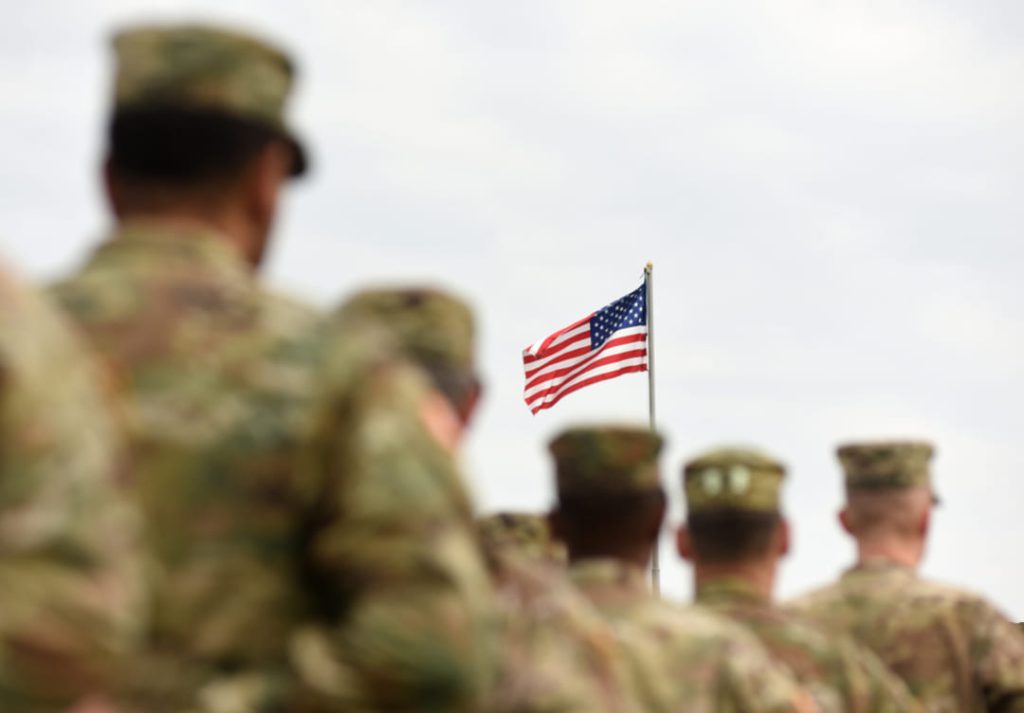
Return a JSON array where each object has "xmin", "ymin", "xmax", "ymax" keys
[
  {"xmin": 777, "ymin": 518, "xmax": 791, "ymax": 558},
  {"xmin": 676, "ymin": 525, "xmax": 694, "ymax": 562},
  {"xmin": 918, "ymin": 506, "xmax": 930, "ymax": 538},
  {"xmin": 838, "ymin": 507, "xmax": 854, "ymax": 535},
  {"xmin": 102, "ymin": 156, "xmax": 125, "ymax": 218}
]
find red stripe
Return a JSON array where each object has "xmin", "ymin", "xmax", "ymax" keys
[
  {"xmin": 523, "ymin": 332, "xmax": 646, "ymax": 381},
  {"xmin": 522, "ymin": 314, "xmax": 593, "ymax": 360},
  {"xmin": 523, "ymin": 329, "xmax": 591, "ymax": 365},
  {"xmin": 529, "ymin": 364, "xmax": 648, "ymax": 414},
  {"xmin": 525, "ymin": 346, "xmax": 648, "ymax": 395}
]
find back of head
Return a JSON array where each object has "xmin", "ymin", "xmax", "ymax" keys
[
  {"xmin": 106, "ymin": 24, "xmax": 307, "ymax": 208},
  {"xmin": 682, "ymin": 447, "xmax": 785, "ymax": 565},
  {"xmin": 548, "ymin": 425, "xmax": 665, "ymax": 561},
  {"xmin": 838, "ymin": 440, "xmax": 936, "ymax": 541},
  {"xmin": 334, "ymin": 287, "xmax": 478, "ymax": 417}
]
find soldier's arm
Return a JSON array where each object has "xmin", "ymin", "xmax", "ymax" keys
[
  {"xmin": 969, "ymin": 600, "xmax": 1024, "ymax": 712},
  {"xmin": 292, "ymin": 330, "xmax": 497, "ymax": 712},
  {"xmin": 718, "ymin": 628, "xmax": 821, "ymax": 713},
  {"xmin": 837, "ymin": 636, "xmax": 923, "ymax": 712}
]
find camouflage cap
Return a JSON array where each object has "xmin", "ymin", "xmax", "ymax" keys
[
  {"xmin": 683, "ymin": 447, "xmax": 786, "ymax": 514},
  {"xmin": 549, "ymin": 425, "xmax": 664, "ymax": 498},
  {"xmin": 111, "ymin": 23, "xmax": 307, "ymax": 175},
  {"xmin": 476, "ymin": 512, "xmax": 566, "ymax": 564},
  {"xmin": 335, "ymin": 288, "xmax": 476, "ymax": 374},
  {"xmin": 837, "ymin": 440, "xmax": 938, "ymax": 500}
]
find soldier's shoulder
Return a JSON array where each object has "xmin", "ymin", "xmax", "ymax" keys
[{"xmin": 786, "ymin": 580, "xmax": 846, "ymax": 612}]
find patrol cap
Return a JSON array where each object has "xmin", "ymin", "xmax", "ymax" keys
[
  {"xmin": 683, "ymin": 447, "xmax": 785, "ymax": 515},
  {"xmin": 476, "ymin": 511, "xmax": 565, "ymax": 564},
  {"xmin": 837, "ymin": 440, "xmax": 938, "ymax": 502},
  {"xmin": 335, "ymin": 288, "xmax": 476, "ymax": 374},
  {"xmin": 111, "ymin": 23, "xmax": 307, "ymax": 175},
  {"xmin": 549, "ymin": 425, "xmax": 663, "ymax": 499}
]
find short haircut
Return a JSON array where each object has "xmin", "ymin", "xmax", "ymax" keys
[
  {"xmin": 108, "ymin": 106, "xmax": 284, "ymax": 185},
  {"xmin": 686, "ymin": 509, "xmax": 781, "ymax": 564},
  {"xmin": 844, "ymin": 486, "xmax": 931, "ymax": 538},
  {"xmin": 556, "ymin": 489, "xmax": 665, "ymax": 550}
]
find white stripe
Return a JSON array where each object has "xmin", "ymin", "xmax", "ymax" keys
[
  {"xmin": 525, "ymin": 321, "xmax": 590, "ymax": 358},
  {"xmin": 524, "ymin": 352, "xmax": 648, "ymax": 402},
  {"xmin": 523, "ymin": 325, "xmax": 646, "ymax": 379}
]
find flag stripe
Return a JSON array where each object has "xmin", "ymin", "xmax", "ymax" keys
[
  {"xmin": 524, "ymin": 316, "xmax": 592, "ymax": 359},
  {"xmin": 523, "ymin": 328, "xmax": 647, "ymax": 380},
  {"xmin": 525, "ymin": 353, "xmax": 648, "ymax": 405},
  {"xmin": 524, "ymin": 342, "xmax": 648, "ymax": 395},
  {"xmin": 529, "ymin": 362, "xmax": 649, "ymax": 414},
  {"xmin": 523, "ymin": 328, "xmax": 592, "ymax": 366}
]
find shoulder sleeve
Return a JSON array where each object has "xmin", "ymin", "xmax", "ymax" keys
[
  {"xmin": 290, "ymin": 323, "xmax": 497, "ymax": 712},
  {"xmin": 718, "ymin": 623, "xmax": 818, "ymax": 713},
  {"xmin": 969, "ymin": 598, "xmax": 1024, "ymax": 712}
]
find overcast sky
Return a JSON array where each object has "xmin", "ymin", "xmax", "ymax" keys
[{"xmin": 2, "ymin": 1, "xmax": 1022, "ymax": 617}]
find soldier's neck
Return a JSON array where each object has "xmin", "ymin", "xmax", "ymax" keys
[
  {"xmin": 115, "ymin": 207, "xmax": 263, "ymax": 270},
  {"xmin": 693, "ymin": 558, "xmax": 776, "ymax": 600},
  {"xmin": 855, "ymin": 537, "xmax": 923, "ymax": 570}
]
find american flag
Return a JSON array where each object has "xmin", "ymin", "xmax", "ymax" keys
[{"xmin": 522, "ymin": 280, "xmax": 648, "ymax": 414}]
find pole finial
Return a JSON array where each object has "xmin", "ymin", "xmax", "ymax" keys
[{"xmin": 645, "ymin": 261, "xmax": 653, "ymax": 271}]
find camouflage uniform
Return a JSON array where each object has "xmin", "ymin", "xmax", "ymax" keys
[
  {"xmin": 552, "ymin": 427, "xmax": 819, "ymax": 713},
  {"xmin": 0, "ymin": 262, "xmax": 145, "ymax": 712},
  {"xmin": 788, "ymin": 441, "xmax": 1024, "ymax": 713},
  {"xmin": 54, "ymin": 28, "xmax": 496, "ymax": 712},
  {"xmin": 332, "ymin": 290, "xmax": 637, "ymax": 713},
  {"xmin": 683, "ymin": 448, "xmax": 919, "ymax": 713},
  {"xmin": 476, "ymin": 512, "xmax": 566, "ymax": 567}
]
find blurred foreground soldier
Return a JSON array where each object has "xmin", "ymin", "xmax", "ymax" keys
[
  {"xmin": 53, "ymin": 27, "xmax": 495, "ymax": 712},
  {"xmin": 788, "ymin": 441, "xmax": 1024, "ymax": 712},
  {"xmin": 548, "ymin": 426, "xmax": 821, "ymax": 713},
  {"xmin": 329, "ymin": 289, "xmax": 637, "ymax": 713},
  {"xmin": 0, "ymin": 264, "xmax": 145, "ymax": 712},
  {"xmin": 678, "ymin": 447, "xmax": 918, "ymax": 712}
]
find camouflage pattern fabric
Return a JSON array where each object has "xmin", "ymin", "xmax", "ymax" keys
[
  {"xmin": 475, "ymin": 551, "xmax": 642, "ymax": 713},
  {"xmin": 789, "ymin": 562, "xmax": 1024, "ymax": 712},
  {"xmin": 549, "ymin": 426, "xmax": 663, "ymax": 497},
  {"xmin": 52, "ymin": 222, "xmax": 497, "ymax": 712},
  {"xmin": 111, "ymin": 23, "xmax": 306, "ymax": 173},
  {"xmin": 697, "ymin": 579, "xmax": 919, "ymax": 712},
  {"xmin": 570, "ymin": 559, "xmax": 819, "ymax": 713},
  {"xmin": 477, "ymin": 512, "xmax": 566, "ymax": 567},
  {"xmin": 0, "ymin": 262, "xmax": 146, "ymax": 712},
  {"xmin": 335, "ymin": 287, "xmax": 476, "ymax": 374},
  {"xmin": 683, "ymin": 447, "xmax": 786, "ymax": 514},
  {"xmin": 837, "ymin": 440, "xmax": 937, "ymax": 498}
]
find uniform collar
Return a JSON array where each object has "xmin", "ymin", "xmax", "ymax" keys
[
  {"xmin": 569, "ymin": 557, "xmax": 651, "ymax": 594},
  {"xmin": 92, "ymin": 220, "xmax": 252, "ymax": 280},
  {"xmin": 696, "ymin": 577, "xmax": 770, "ymax": 606},
  {"xmin": 843, "ymin": 559, "xmax": 917, "ymax": 580}
]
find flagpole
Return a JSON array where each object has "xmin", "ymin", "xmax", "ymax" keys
[{"xmin": 645, "ymin": 261, "xmax": 659, "ymax": 596}]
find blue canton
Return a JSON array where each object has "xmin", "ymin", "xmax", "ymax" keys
[{"xmin": 589, "ymin": 283, "xmax": 647, "ymax": 350}]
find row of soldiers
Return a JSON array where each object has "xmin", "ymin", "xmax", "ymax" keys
[{"xmin": 0, "ymin": 19, "xmax": 1021, "ymax": 713}]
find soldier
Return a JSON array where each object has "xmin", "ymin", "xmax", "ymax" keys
[
  {"xmin": 0, "ymin": 263, "xmax": 145, "ymax": 712},
  {"xmin": 52, "ymin": 27, "xmax": 496, "ymax": 712},
  {"xmin": 547, "ymin": 425, "xmax": 822, "ymax": 713},
  {"xmin": 677, "ymin": 447, "xmax": 919, "ymax": 712},
  {"xmin": 476, "ymin": 511, "xmax": 567, "ymax": 567},
  {"xmin": 326, "ymin": 288, "xmax": 641, "ymax": 713},
  {"xmin": 787, "ymin": 441, "xmax": 1024, "ymax": 711}
]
